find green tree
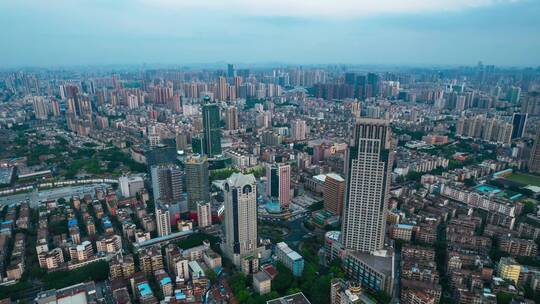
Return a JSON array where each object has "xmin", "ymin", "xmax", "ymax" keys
[
  {"xmin": 496, "ymin": 292, "xmax": 514, "ymax": 304},
  {"xmin": 522, "ymin": 201, "xmax": 536, "ymax": 215},
  {"xmin": 273, "ymin": 262, "xmax": 295, "ymax": 294},
  {"xmin": 206, "ymin": 269, "xmax": 217, "ymax": 284}
]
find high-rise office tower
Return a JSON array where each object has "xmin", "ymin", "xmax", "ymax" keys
[
  {"xmin": 155, "ymin": 203, "xmax": 171, "ymax": 237},
  {"xmin": 290, "ymin": 119, "xmax": 307, "ymax": 141},
  {"xmin": 345, "ymin": 73, "xmax": 357, "ymax": 85},
  {"xmin": 225, "ymin": 106, "xmax": 239, "ymax": 130},
  {"xmin": 529, "ymin": 132, "xmax": 540, "ymax": 174},
  {"xmin": 202, "ymin": 96, "xmax": 222, "ymax": 157},
  {"xmin": 507, "ymin": 86, "xmax": 522, "ymax": 104},
  {"xmin": 223, "ymin": 173, "xmax": 258, "ymax": 259},
  {"xmin": 511, "ymin": 113, "xmax": 527, "ymax": 139},
  {"xmin": 324, "ymin": 173, "xmax": 345, "ymax": 216},
  {"xmin": 266, "ymin": 163, "xmax": 291, "ymax": 209},
  {"xmin": 367, "ymin": 73, "xmax": 379, "ymax": 98},
  {"xmin": 234, "ymin": 76, "xmax": 243, "ymax": 97},
  {"xmin": 341, "ymin": 118, "xmax": 394, "ymax": 253},
  {"xmin": 151, "ymin": 164, "xmax": 183, "ymax": 204},
  {"xmin": 185, "ymin": 155, "xmax": 210, "ymax": 211},
  {"xmin": 227, "ymin": 64, "xmax": 236, "ymax": 78}
]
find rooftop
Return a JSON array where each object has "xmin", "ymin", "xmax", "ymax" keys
[
  {"xmin": 267, "ymin": 292, "xmax": 311, "ymax": 304},
  {"xmin": 137, "ymin": 283, "xmax": 152, "ymax": 297},
  {"xmin": 346, "ymin": 250, "xmax": 393, "ymax": 276},
  {"xmin": 227, "ymin": 172, "xmax": 256, "ymax": 187},
  {"xmin": 326, "ymin": 173, "xmax": 344, "ymax": 182},
  {"xmin": 254, "ymin": 271, "xmax": 271, "ymax": 282}
]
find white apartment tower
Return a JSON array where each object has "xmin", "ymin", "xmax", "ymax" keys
[
  {"xmin": 225, "ymin": 106, "xmax": 239, "ymax": 130},
  {"xmin": 196, "ymin": 201, "xmax": 212, "ymax": 228},
  {"xmin": 291, "ymin": 119, "xmax": 307, "ymax": 140},
  {"xmin": 341, "ymin": 118, "xmax": 394, "ymax": 253},
  {"xmin": 155, "ymin": 203, "xmax": 171, "ymax": 237}
]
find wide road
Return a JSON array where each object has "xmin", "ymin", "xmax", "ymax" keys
[{"xmin": 0, "ymin": 183, "xmax": 111, "ymax": 207}]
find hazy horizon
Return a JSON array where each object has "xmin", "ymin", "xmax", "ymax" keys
[{"xmin": 2, "ymin": 0, "xmax": 540, "ymax": 67}]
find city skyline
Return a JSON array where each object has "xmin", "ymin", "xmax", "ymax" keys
[
  {"xmin": 1, "ymin": 1, "xmax": 540, "ymax": 302},
  {"xmin": 1, "ymin": 0, "xmax": 540, "ymax": 67}
]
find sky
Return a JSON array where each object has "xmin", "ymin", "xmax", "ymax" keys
[{"xmin": 1, "ymin": 0, "xmax": 539, "ymax": 67}]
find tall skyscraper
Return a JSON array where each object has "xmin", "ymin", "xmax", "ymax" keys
[
  {"xmin": 324, "ymin": 173, "xmax": 345, "ymax": 217},
  {"xmin": 217, "ymin": 77, "xmax": 228, "ymax": 101},
  {"xmin": 155, "ymin": 203, "xmax": 171, "ymax": 237},
  {"xmin": 223, "ymin": 173, "xmax": 258, "ymax": 263},
  {"xmin": 290, "ymin": 119, "xmax": 307, "ymax": 141},
  {"xmin": 227, "ymin": 64, "xmax": 236, "ymax": 78},
  {"xmin": 202, "ymin": 96, "xmax": 222, "ymax": 157},
  {"xmin": 511, "ymin": 113, "xmax": 527, "ymax": 139},
  {"xmin": 176, "ymin": 131, "xmax": 189, "ymax": 154},
  {"xmin": 185, "ymin": 155, "xmax": 210, "ymax": 212},
  {"xmin": 367, "ymin": 73, "xmax": 379, "ymax": 98},
  {"xmin": 266, "ymin": 163, "xmax": 291, "ymax": 209},
  {"xmin": 225, "ymin": 106, "xmax": 239, "ymax": 130},
  {"xmin": 151, "ymin": 164, "xmax": 183, "ymax": 204},
  {"xmin": 529, "ymin": 132, "xmax": 540, "ymax": 174},
  {"xmin": 32, "ymin": 96, "xmax": 49, "ymax": 120},
  {"xmin": 507, "ymin": 86, "xmax": 522, "ymax": 104},
  {"xmin": 341, "ymin": 118, "xmax": 394, "ymax": 253}
]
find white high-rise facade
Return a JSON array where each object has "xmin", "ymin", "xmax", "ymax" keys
[
  {"xmin": 291, "ymin": 119, "xmax": 307, "ymax": 140},
  {"xmin": 225, "ymin": 106, "xmax": 239, "ymax": 130},
  {"xmin": 197, "ymin": 201, "xmax": 212, "ymax": 228},
  {"xmin": 341, "ymin": 118, "xmax": 394, "ymax": 253},
  {"xmin": 223, "ymin": 173, "xmax": 258, "ymax": 261},
  {"xmin": 156, "ymin": 203, "xmax": 171, "ymax": 237}
]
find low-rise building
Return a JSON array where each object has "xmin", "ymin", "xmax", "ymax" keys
[
  {"xmin": 253, "ymin": 271, "xmax": 271, "ymax": 295},
  {"xmin": 275, "ymin": 242, "xmax": 304, "ymax": 277}
]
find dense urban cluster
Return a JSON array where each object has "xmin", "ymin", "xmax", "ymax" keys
[{"xmin": 0, "ymin": 63, "xmax": 540, "ymax": 304}]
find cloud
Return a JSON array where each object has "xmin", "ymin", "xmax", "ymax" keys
[{"xmin": 143, "ymin": 0, "xmax": 522, "ymax": 17}]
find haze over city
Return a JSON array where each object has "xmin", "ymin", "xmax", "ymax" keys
[
  {"xmin": 1, "ymin": 0, "xmax": 540, "ymax": 67},
  {"xmin": 2, "ymin": 1, "xmax": 540, "ymax": 304}
]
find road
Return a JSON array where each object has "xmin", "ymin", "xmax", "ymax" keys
[
  {"xmin": 282, "ymin": 218, "xmax": 311, "ymax": 251},
  {"xmin": 392, "ymin": 249, "xmax": 401, "ymax": 303},
  {"xmin": 0, "ymin": 183, "xmax": 111, "ymax": 207}
]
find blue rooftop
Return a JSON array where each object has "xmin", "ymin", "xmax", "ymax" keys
[
  {"xmin": 397, "ymin": 224, "xmax": 414, "ymax": 229},
  {"xmin": 160, "ymin": 277, "xmax": 171, "ymax": 286},
  {"xmin": 474, "ymin": 184, "xmax": 501, "ymax": 194},
  {"xmin": 137, "ymin": 283, "xmax": 152, "ymax": 297},
  {"xmin": 175, "ymin": 290, "xmax": 186, "ymax": 300}
]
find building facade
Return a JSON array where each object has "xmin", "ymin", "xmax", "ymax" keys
[
  {"xmin": 324, "ymin": 173, "xmax": 345, "ymax": 216},
  {"xmin": 185, "ymin": 155, "xmax": 210, "ymax": 212},
  {"xmin": 222, "ymin": 173, "xmax": 259, "ymax": 266},
  {"xmin": 266, "ymin": 163, "xmax": 291, "ymax": 209},
  {"xmin": 341, "ymin": 118, "xmax": 394, "ymax": 253}
]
